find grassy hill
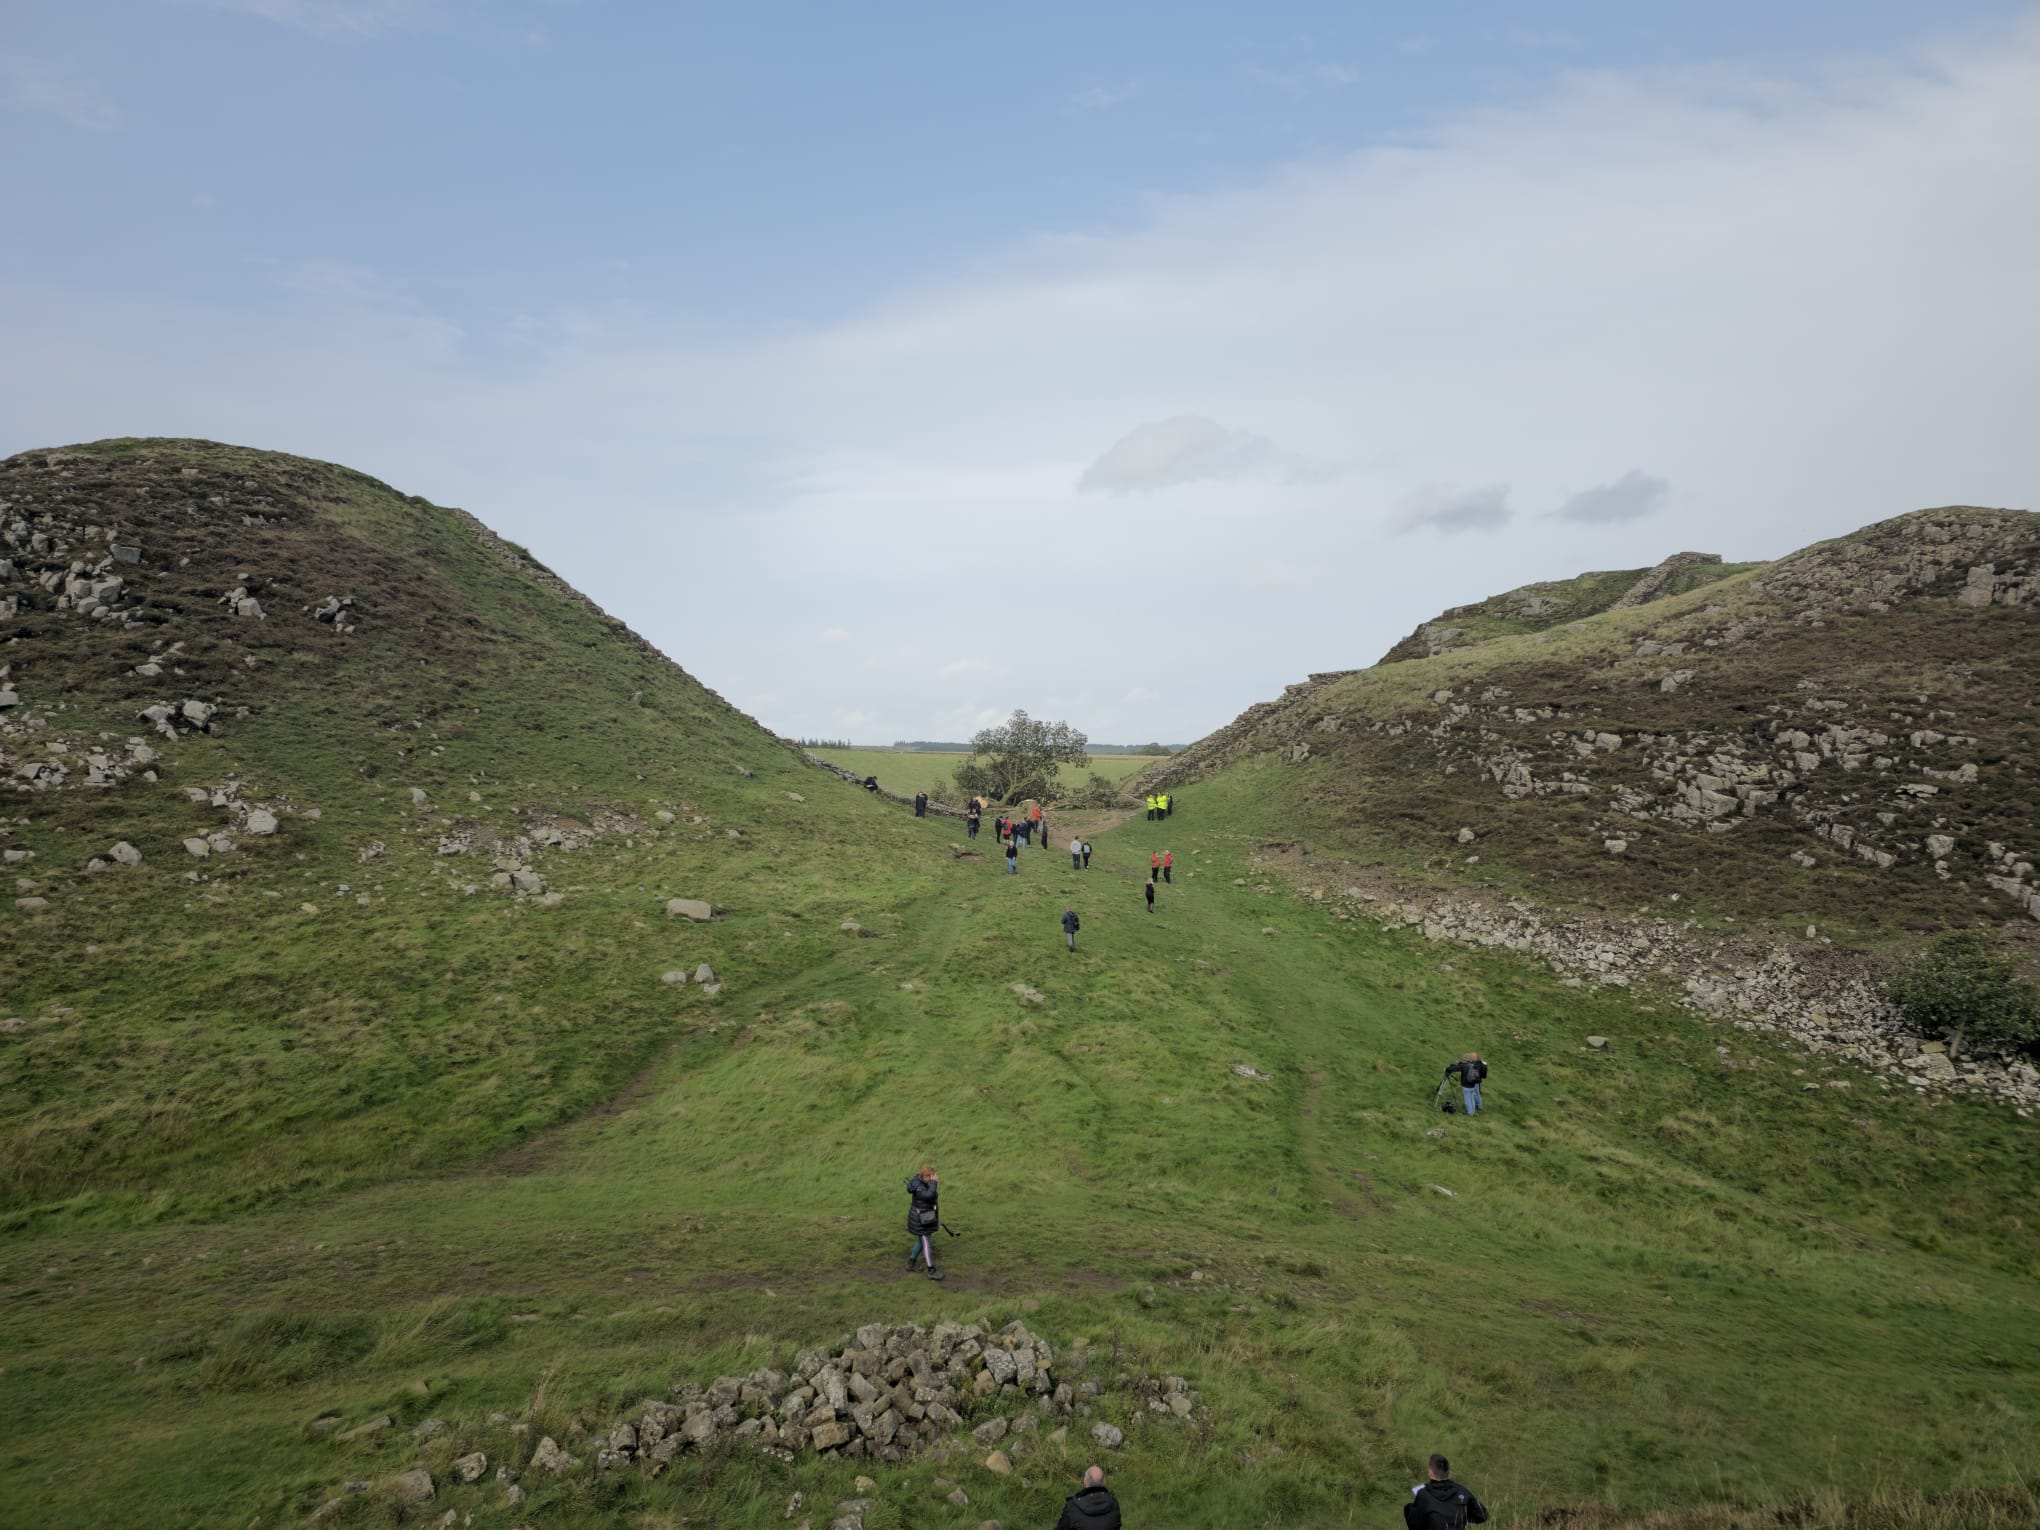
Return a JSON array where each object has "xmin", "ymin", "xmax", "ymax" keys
[
  {"xmin": 1145, "ymin": 508, "xmax": 2040, "ymax": 949},
  {"xmin": 2, "ymin": 449, "xmax": 2036, "ymax": 1528}
]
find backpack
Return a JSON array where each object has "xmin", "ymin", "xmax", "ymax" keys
[
  {"xmin": 1463, "ymin": 1060, "xmax": 1487, "ymax": 1086},
  {"xmin": 1405, "ymin": 1485, "xmax": 1472, "ymax": 1530}
]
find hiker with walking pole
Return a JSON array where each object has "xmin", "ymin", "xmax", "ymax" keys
[{"xmin": 904, "ymin": 1164, "xmax": 946, "ymax": 1280}]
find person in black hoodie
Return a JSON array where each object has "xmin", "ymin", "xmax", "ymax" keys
[
  {"xmin": 1062, "ymin": 905, "xmax": 1080, "ymax": 952},
  {"xmin": 1405, "ymin": 1454, "xmax": 1487, "ymax": 1530},
  {"xmin": 1055, "ymin": 1465, "xmax": 1122, "ymax": 1530},
  {"xmin": 1443, "ymin": 1053, "xmax": 1487, "ymax": 1117},
  {"xmin": 904, "ymin": 1165, "xmax": 944, "ymax": 1280}
]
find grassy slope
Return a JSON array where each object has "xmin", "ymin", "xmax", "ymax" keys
[
  {"xmin": 4, "ymin": 787, "xmax": 2035, "ymax": 1528},
  {"xmin": 810, "ymin": 748, "xmax": 1165, "ymax": 799},
  {"xmin": 1146, "ymin": 514, "xmax": 2040, "ymax": 949},
  {"xmin": 2, "ymin": 451, "xmax": 2035, "ymax": 1526},
  {"xmin": 1380, "ymin": 561, "xmax": 1761, "ymax": 661}
]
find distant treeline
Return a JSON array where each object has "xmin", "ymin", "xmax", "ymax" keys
[
  {"xmin": 795, "ymin": 738, "xmax": 855, "ymax": 750},
  {"xmin": 890, "ymin": 740, "xmax": 1182, "ymax": 755}
]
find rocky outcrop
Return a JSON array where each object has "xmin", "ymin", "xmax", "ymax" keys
[
  {"xmin": 1609, "ymin": 551, "xmax": 1724, "ymax": 610},
  {"xmin": 1142, "ymin": 508, "xmax": 2040, "ymax": 935}
]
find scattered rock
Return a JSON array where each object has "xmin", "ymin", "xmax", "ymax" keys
[
  {"xmin": 695, "ymin": 963, "xmax": 716, "ymax": 985},
  {"xmin": 335, "ymin": 1415, "xmax": 391, "ymax": 1443},
  {"xmin": 666, "ymin": 898, "xmax": 713, "ymax": 921},
  {"xmin": 530, "ymin": 1435, "xmax": 579, "ymax": 1473},
  {"xmin": 1586, "ymin": 1036, "xmax": 1609, "ymax": 1049},
  {"xmin": 1090, "ymin": 1422, "xmax": 1124, "ymax": 1449},
  {"xmin": 244, "ymin": 809, "xmax": 278, "ymax": 836},
  {"xmin": 387, "ymin": 1468, "xmax": 434, "ymax": 1505},
  {"xmin": 983, "ymin": 1449, "xmax": 1013, "ymax": 1476},
  {"xmin": 109, "ymin": 841, "xmax": 142, "ymax": 866},
  {"xmin": 1010, "ymin": 983, "xmax": 1046, "ymax": 1004},
  {"xmin": 453, "ymin": 1452, "xmax": 488, "ymax": 1483}
]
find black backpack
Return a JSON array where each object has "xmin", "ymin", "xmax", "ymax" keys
[
  {"xmin": 1405, "ymin": 1485, "xmax": 1473, "ymax": 1530},
  {"xmin": 1463, "ymin": 1060, "xmax": 1487, "ymax": 1086}
]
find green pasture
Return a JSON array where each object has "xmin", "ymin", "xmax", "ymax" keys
[{"xmin": 4, "ymin": 757, "xmax": 2035, "ymax": 1528}]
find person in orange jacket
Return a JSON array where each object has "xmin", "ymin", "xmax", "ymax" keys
[
  {"xmin": 1162, "ymin": 849, "xmax": 1173, "ymax": 884},
  {"xmin": 1150, "ymin": 850, "xmax": 1160, "ymax": 883}
]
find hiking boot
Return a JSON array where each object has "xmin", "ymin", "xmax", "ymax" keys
[
  {"xmin": 926, "ymin": 1268, "xmax": 946, "ymax": 1281},
  {"xmin": 905, "ymin": 1259, "xmax": 917, "ymax": 1272}
]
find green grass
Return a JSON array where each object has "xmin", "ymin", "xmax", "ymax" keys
[
  {"xmin": 809, "ymin": 747, "xmax": 1166, "ymax": 800},
  {"xmin": 1, "ymin": 445, "xmax": 2035, "ymax": 1528}
]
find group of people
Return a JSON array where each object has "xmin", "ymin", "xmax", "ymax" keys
[{"xmin": 1142, "ymin": 791, "xmax": 1173, "ymax": 820}]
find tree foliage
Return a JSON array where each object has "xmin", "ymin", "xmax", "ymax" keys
[
  {"xmin": 1884, "ymin": 931, "xmax": 2040, "ymax": 1057},
  {"xmin": 951, "ymin": 710, "xmax": 1090, "ymax": 804}
]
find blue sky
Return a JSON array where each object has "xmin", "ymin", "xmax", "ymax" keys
[{"xmin": 5, "ymin": 1, "xmax": 2038, "ymax": 741}]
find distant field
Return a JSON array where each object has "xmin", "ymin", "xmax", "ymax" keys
[{"xmin": 809, "ymin": 747, "xmax": 1165, "ymax": 798}]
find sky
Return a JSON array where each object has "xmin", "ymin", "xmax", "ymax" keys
[{"xmin": 4, "ymin": 2, "xmax": 2037, "ymax": 746}]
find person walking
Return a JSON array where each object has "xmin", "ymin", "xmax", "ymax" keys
[
  {"xmin": 1405, "ymin": 1453, "xmax": 1487, "ymax": 1529},
  {"xmin": 1006, "ymin": 837, "xmax": 1020, "ymax": 875},
  {"xmin": 1055, "ymin": 1464, "xmax": 1122, "ymax": 1530},
  {"xmin": 1039, "ymin": 811, "xmax": 1050, "ymax": 851},
  {"xmin": 1150, "ymin": 850, "xmax": 1160, "ymax": 883},
  {"xmin": 904, "ymin": 1165, "xmax": 945, "ymax": 1281},
  {"xmin": 1162, "ymin": 849, "xmax": 1173, "ymax": 884},
  {"xmin": 1144, "ymin": 879, "xmax": 1155, "ymax": 914},
  {"xmin": 966, "ymin": 807, "xmax": 980, "ymax": 840},
  {"xmin": 1062, "ymin": 904, "xmax": 1080, "ymax": 952},
  {"xmin": 1070, "ymin": 835, "xmax": 1084, "ymax": 871},
  {"xmin": 1443, "ymin": 1053, "xmax": 1487, "ymax": 1117},
  {"xmin": 995, "ymin": 815, "xmax": 1009, "ymax": 845},
  {"xmin": 1081, "ymin": 839, "xmax": 1092, "ymax": 869}
]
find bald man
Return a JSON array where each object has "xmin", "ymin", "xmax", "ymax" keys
[{"xmin": 1055, "ymin": 1464, "xmax": 1122, "ymax": 1530}]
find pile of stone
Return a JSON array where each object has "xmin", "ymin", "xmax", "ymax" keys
[
  {"xmin": 308, "ymin": 594, "xmax": 360, "ymax": 633},
  {"xmin": 567, "ymin": 1320, "xmax": 1197, "ymax": 1477}
]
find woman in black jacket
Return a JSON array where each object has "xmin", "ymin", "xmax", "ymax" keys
[{"xmin": 905, "ymin": 1165, "xmax": 944, "ymax": 1280}]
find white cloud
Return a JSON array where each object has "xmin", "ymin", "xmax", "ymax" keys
[
  {"xmin": 1397, "ymin": 484, "xmax": 1513, "ymax": 536},
  {"xmin": 182, "ymin": 0, "xmax": 428, "ymax": 37},
  {"xmin": 1071, "ymin": 80, "xmax": 1142, "ymax": 111},
  {"xmin": 1250, "ymin": 62, "xmax": 1363, "ymax": 94},
  {"xmin": 1078, "ymin": 416, "xmax": 1275, "ymax": 494},
  {"xmin": 7, "ymin": 15, "xmax": 2040, "ymax": 744},
  {"xmin": 1552, "ymin": 470, "xmax": 1671, "ymax": 524},
  {"xmin": 0, "ymin": 57, "xmax": 122, "ymax": 131}
]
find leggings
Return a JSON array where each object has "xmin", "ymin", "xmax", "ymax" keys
[{"xmin": 909, "ymin": 1234, "xmax": 935, "ymax": 1268}]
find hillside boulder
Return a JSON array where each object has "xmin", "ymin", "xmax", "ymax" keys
[{"xmin": 666, "ymin": 898, "xmax": 712, "ymax": 921}]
